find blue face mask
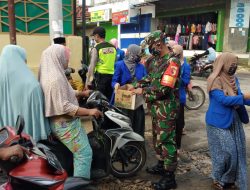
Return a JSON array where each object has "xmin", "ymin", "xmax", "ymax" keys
[{"xmin": 145, "ymin": 48, "xmax": 150, "ymax": 55}]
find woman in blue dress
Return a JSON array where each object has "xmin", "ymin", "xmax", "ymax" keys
[{"xmin": 111, "ymin": 44, "xmax": 147, "ymax": 137}]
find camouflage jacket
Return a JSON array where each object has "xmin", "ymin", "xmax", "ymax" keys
[{"xmin": 133, "ymin": 54, "xmax": 181, "ymax": 104}]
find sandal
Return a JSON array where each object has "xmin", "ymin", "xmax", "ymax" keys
[{"xmin": 212, "ymin": 181, "xmax": 224, "ymax": 190}]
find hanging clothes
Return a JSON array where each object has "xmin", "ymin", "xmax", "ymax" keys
[
  {"xmin": 175, "ymin": 34, "xmax": 180, "ymax": 44},
  {"xmin": 211, "ymin": 23, "xmax": 217, "ymax": 33},
  {"xmin": 176, "ymin": 24, "xmax": 181, "ymax": 35},
  {"xmin": 202, "ymin": 33, "xmax": 209, "ymax": 50},
  {"xmin": 178, "ymin": 36, "xmax": 185, "ymax": 46},
  {"xmin": 171, "ymin": 25, "xmax": 176, "ymax": 35},
  {"xmin": 210, "ymin": 34, "xmax": 217, "ymax": 44},
  {"xmin": 205, "ymin": 22, "xmax": 212, "ymax": 33},
  {"xmin": 165, "ymin": 25, "xmax": 170, "ymax": 34},
  {"xmin": 185, "ymin": 25, "xmax": 189, "ymax": 34},
  {"xmin": 191, "ymin": 24, "xmax": 196, "ymax": 33},
  {"xmin": 181, "ymin": 25, "xmax": 186, "ymax": 33},
  {"xmin": 202, "ymin": 24, "xmax": 206, "ymax": 34},
  {"xmin": 196, "ymin": 24, "xmax": 202, "ymax": 33},
  {"xmin": 198, "ymin": 36, "xmax": 203, "ymax": 49},
  {"xmin": 192, "ymin": 35, "xmax": 199, "ymax": 49}
]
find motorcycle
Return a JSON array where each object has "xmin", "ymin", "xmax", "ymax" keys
[
  {"xmin": 39, "ymin": 91, "xmax": 146, "ymax": 179},
  {"xmin": 0, "ymin": 116, "xmax": 94, "ymax": 190},
  {"xmin": 0, "ymin": 91, "xmax": 146, "ymax": 189},
  {"xmin": 190, "ymin": 54, "xmax": 213, "ymax": 78}
]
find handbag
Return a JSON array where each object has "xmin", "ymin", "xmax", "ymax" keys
[{"xmin": 236, "ymin": 105, "xmax": 249, "ymax": 124}]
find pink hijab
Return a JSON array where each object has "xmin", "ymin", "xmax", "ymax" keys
[{"xmin": 167, "ymin": 40, "xmax": 178, "ymax": 49}]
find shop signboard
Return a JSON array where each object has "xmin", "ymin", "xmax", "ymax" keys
[
  {"xmin": 94, "ymin": 0, "xmax": 108, "ymax": 4},
  {"xmin": 90, "ymin": 9, "xmax": 110, "ymax": 22},
  {"xmin": 229, "ymin": 0, "xmax": 250, "ymax": 28},
  {"xmin": 112, "ymin": 10, "xmax": 129, "ymax": 25},
  {"xmin": 77, "ymin": 0, "xmax": 93, "ymax": 6},
  {"xmin": 129, "ymin": 0, "xmax": 146, "ymax": 5}
]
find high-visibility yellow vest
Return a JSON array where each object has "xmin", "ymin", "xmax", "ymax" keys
[{"xmin": 95, "ymin": 42, "xmax": 116, "ymax": 74}]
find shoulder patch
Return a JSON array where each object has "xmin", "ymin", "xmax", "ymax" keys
[{"xmin": 160, "ymin": 61, "xmax": 179, "ymax": 88}]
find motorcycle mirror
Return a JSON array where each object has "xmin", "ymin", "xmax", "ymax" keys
[
  {"xmin": 0, "ymin": 128, "xmax": 9, "ymax": 145},
  {"xmin": 15, "ymin": 115, "xmax": 25, "ymax": 135}
]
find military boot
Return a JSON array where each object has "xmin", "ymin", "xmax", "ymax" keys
[
  {"xmin": 152, "ymin": 171, "xmax": 177, "ymax": 190},
  {"xmin": 146, "ymin": 161, "xmax": 165, "ymax": 175}
]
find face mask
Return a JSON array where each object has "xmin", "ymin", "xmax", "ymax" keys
[
  {"xmin": 150, "ymin": 47, "xmax": 161, "ymax": 56},
  {"xmin": 228, "ymin": 64, "xmax": 237, "ymax": 76},
  {"xmin": 145, "ymin": 48, "xmax": 150, "ymax": 55},
  {"xmin": 174, "ymin": 53, "xmax": 181, "ymax": 59},
  {"xmin": 169, "ymin": 52, "xmax": 175, "ymax": 57},
  {"xmin": 134, "ymin": 55, "xmax": 141, "ymax": 63}
]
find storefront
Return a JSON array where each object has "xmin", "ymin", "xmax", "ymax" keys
[
  {"xmin": 88, "ymin": 0, "xmax": 155, "ymax": 49},
  {"xmin": 100, "ymin": 22, "xmax": 118, "ymax": 41},
  {"xmin": 154, "ymin": 0, "xmax": 226, "ymax": 52},
  {"xmin": 159, "ymin": 12, "xmax": 218, "ymax": 51}
]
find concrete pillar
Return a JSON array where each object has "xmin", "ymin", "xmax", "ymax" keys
[
  {"xmin": 223, "ymin": 0, "xmax": 249, "ymax": 53},
  {"xmin": 150, "ymin": 17, "xmax": 159, "ymax": 31},
  {"xmin": 49, "ymin": 0, "xmax": 64, "ymax": 44}
]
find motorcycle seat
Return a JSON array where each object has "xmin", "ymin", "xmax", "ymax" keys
[{"xmin": 64, "ymin": 177, "xmax": 93, "ymax": 190}]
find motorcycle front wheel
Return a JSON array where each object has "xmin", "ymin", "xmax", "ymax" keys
[
  {"xmin": 185, "ymin": 86, "xmax": 206, "ymax": 110},
  {"xmin": 110, "ymin": 142, "xmax": 146, "ymax": 178}
]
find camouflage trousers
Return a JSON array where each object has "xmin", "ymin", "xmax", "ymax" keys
[{"xmin": 151, "ymin": 111, "xmax": 177, "ymax": 172}]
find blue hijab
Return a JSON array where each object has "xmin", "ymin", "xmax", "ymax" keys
[{"xmin": 0, "ymin": 45, "xmax": 50, "ymax": 141}]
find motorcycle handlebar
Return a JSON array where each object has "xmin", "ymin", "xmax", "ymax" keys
[
  {"xmin": 10, "ymin": 155, "xmax": 23, "ymax": 164},
  {"xmin": 10, "ymin": 156, "xmax": 19, "ymax": 163},
  {"xmin": 86, "ymin": 97, "xmax": 127, "ymax": 116}
]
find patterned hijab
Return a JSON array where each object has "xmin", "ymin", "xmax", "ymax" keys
[
  {"xmin": 39, "ymin": 44, "xmax": 79, "ymax": 117},
  {"xmin": 124, "ymin": 44, "xmax": 141, "ymax": 77},
  {"xmin": 172, "ymin": 45, "xmax": 184, "ymax": 64},
  {"xmin": 207, "ymin": 52, "xmax": 238, "ymax": 96},
  {"xmin": 167, "ymin": 40, "xmax": 177, "ymax": 49}
]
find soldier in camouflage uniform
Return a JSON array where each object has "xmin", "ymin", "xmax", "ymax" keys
[{"xmin": 132, "ymin": 31, "xmax": 181, "ymax": 190}]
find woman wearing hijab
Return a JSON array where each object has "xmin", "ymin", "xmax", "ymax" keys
[
  {"xmin": 39, "ymin": 44, "xmax": 102, "ymax": 179},
  {"xmin": 172, "ymin": 45, "xmax": 191, "ymax": 153},
  {"xmin": 206, "ymin": 52, "xmax": 250, "ymax": 190},
  {"xmin": 0, "ymin": 45, "xmax": 50, "ymax": 141},
  {"xmin": 111, "ymin": 44, "xmax": 147, "ymax": 137}
]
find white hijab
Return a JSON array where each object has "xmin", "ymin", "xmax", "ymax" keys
[{"xmin": 39, "ymin": 44, "xmax": 79, "ymax": 117}]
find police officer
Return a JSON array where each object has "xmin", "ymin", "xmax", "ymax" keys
[
  {"xmin": 85, "ymin": 26, "xmax": 116, "ymax": 100},
  {"xmin": 132, "ymin": 30, "xmax": 181, "ymax": 190}
]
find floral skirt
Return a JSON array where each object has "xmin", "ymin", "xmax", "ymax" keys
[
  {"xmin": 51, "ymin": 118, "xmax": 92, "ymax": 179},
  {"xmin": 206, "ymin": 110, "xmax": 247, "ymax": 190}
]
